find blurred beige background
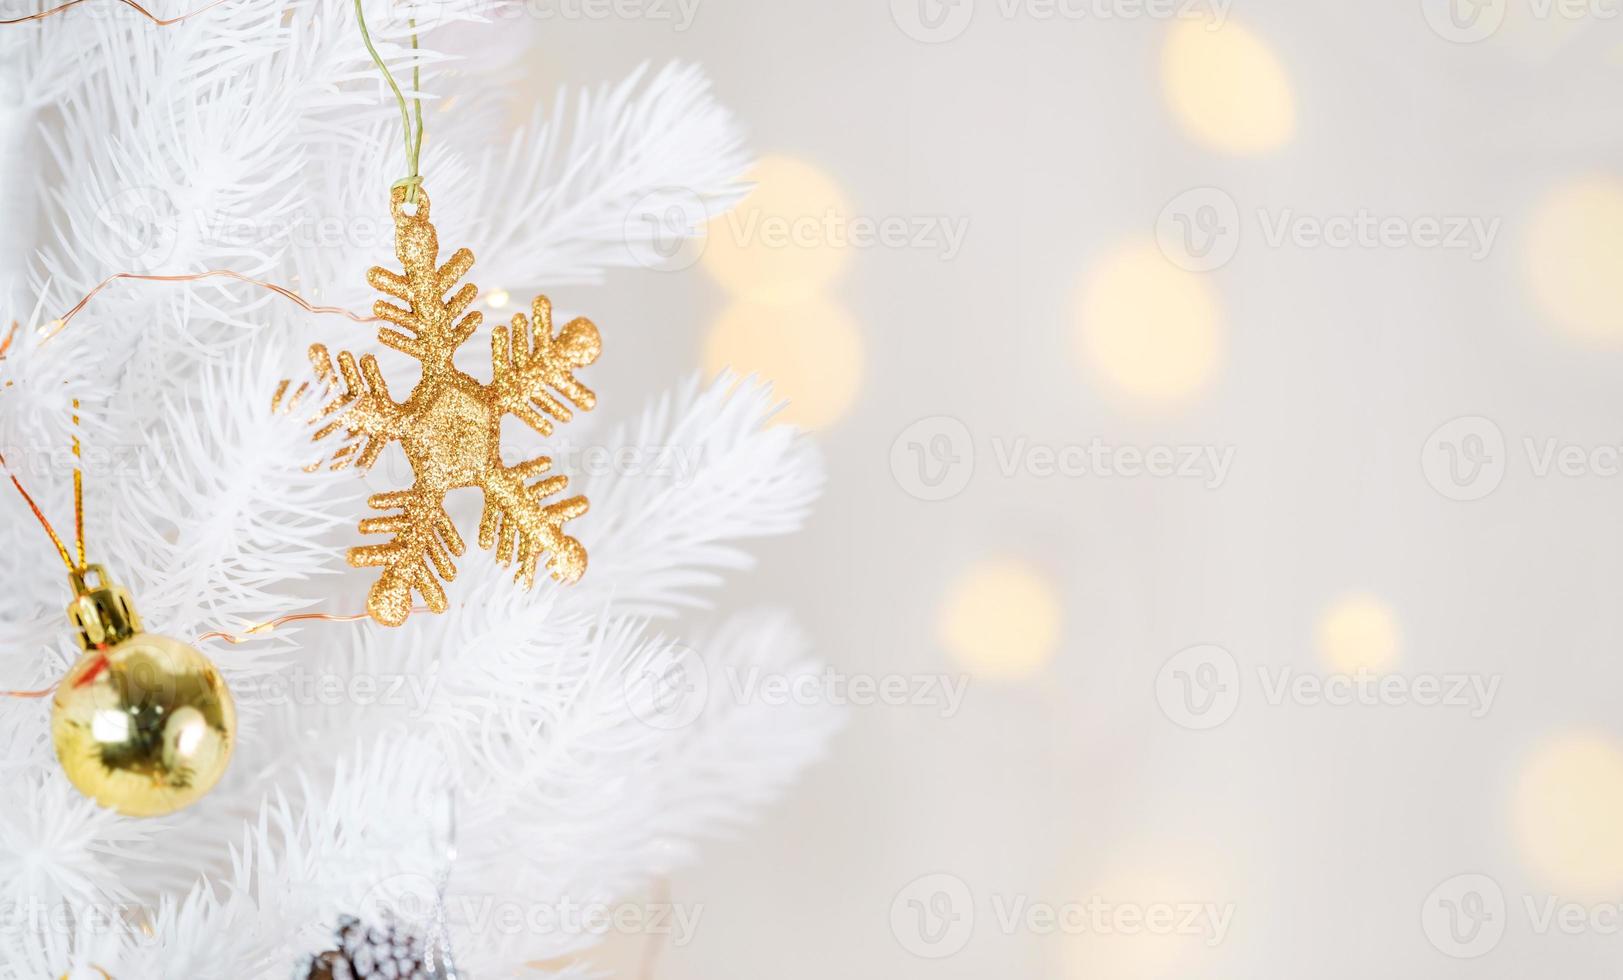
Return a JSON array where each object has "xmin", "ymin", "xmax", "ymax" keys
[{"xmin": 524, "ymin": 1, "xmax": 1623, "ymax": 976}]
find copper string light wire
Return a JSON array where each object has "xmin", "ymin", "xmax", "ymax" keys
[
  {"xmin": 0, "ymin": 414, "xmax": 86, "ymax": 698},
  {"xmin": 195, "ymin": 608, "xmax": 429, "ymax": 645},
  {"xmin": 71, "ymin": 397, "xmax": 85, "ymax": 570},
  {"xmin": 39, "ymin": 269, "xmax": 379, "ymax": 347},
  {"xmin": 194, "ymin": 611, "xmax": 379, "ymax": 645},
  {"xmin": 0, "ymin": 441, "xmax": 424, "ymax": 694},
  {"xmin": 0, "ymin": 2, "xmax": 415, "ymax": 697},
  {"xmin": 0, "ymin": 447, "xmax": 78, "ymax": 575},
  {"xmin": 0, "ymin": 307, "xmax": 394, "ymax": 697},
  {"xmin": 1, "ymin": 0, "xmax": 228, "ymax": 26},
  {"xmin": 1, "ymin": 606, "xmax": 430, "ymax": 698},
  {"xmin": 0, "ymin": 683, "xmax": 56, "ymax": 698}
]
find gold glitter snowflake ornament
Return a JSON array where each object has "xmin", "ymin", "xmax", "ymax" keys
[{"xmin": 291, "ymin": 185, "xmax": 601, "ymax": 626}]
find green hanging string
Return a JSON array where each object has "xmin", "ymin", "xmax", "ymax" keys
[{"xmin": 355, "ymin": 0, "xmax": 425, "ymax": 203}]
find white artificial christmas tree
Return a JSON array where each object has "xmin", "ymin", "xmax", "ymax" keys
[{"xmin": 0, "ymin": 2, "xmax": 837, "ymax": 975}]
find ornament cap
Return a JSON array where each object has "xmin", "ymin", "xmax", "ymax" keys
[{"xmin": 66, "ymin": 564, "xmax": 143, "ymax": 650}]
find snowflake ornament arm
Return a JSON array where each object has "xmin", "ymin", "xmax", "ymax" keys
[
  {"xmin": 294, "ymin": 186, "xmax": 601, "ymax": 626},
  {"xmin": 306, "ymin": 345, "xmax": 405, "ymax": 472},
  {"xmin": 482, "ymin": 295, "xmax": 600, "ymax": 589},
  {"xmin": 490, "ymin": 295, "xmax": 599, "ymax": 436}
]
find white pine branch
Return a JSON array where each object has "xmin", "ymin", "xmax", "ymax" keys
[
  {"xmin": 0, "ymin": 6, "xmax": 832, "ymax": 974},
  {"xmin": 575, "ymin": 373, "xmax": 826, "ymax": 617},
  {"xmin": 449, "ymin": 61, "xmax": 751, "ymax": 289}
]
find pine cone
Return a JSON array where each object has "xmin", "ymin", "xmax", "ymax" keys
[{"xmin": 297, "ymin": 915, "xmax": 432, "ymax": 980}]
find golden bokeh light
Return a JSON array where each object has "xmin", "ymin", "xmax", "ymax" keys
[
  {"xmin": 702, "ymin": 154, "xmax": 854, "ymax": 304},
  {"xmin": 1060, "ymin": 866, "xmax": 1230, "ymax": 980},
  {"xmin": 703, "ymin": 297, "xmax": 865, "ymax": 430},
  {"xmin": 1316, "ymin": 595, "xmax": 1401, "ymax": 673},
  {"xmin": 937, "ymin": 559, "xmax": 1062, "ymax": 680},
  {"xmin": 1524, "ymin": 177, "xmax": 1623, "ymax": 345},
  {"xmin": 1161, "ymin": 18, "xmax": 1296, "ymax": 155},
  {"xmin": 1074, "ymin": 243, "xmax": 1224, "ymax": 410},
  {"xmin": 1513, "ymin": 732, "xmax": 1623, "ymax": 898}
]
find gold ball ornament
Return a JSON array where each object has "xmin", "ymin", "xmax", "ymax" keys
[{"xmin": 50, "ymin": 566, "xmax": 235, "ymax": 817}]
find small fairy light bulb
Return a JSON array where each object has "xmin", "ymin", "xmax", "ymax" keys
[
  {"xmin": 485, "ymin": 288, "xmax": 510, "ymax": 309},
  {"xmin": 50, "ymin": 564, "xmax": 236, "ymax": 817}
]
